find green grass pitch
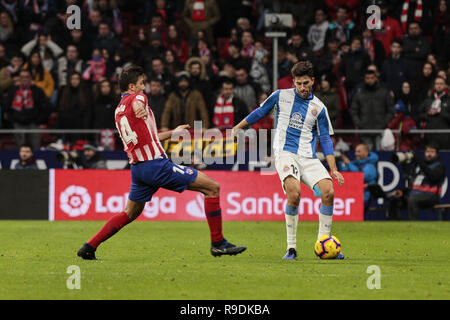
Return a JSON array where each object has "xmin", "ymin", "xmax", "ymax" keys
[{"xmin": 0, "ymin": 220, "xmax": 449, "ymax": 300}]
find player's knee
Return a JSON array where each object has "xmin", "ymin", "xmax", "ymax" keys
[
  {"xmin": 206, "ymin": 181, "xmax": 220, "ymax": 197},
  {"xmin": 286, "ymin": 188, "xmax": 301, "ymax": 206},
  {"xmin": 322, "ymin": 187, "xmax": 334, "ymax": 202}
]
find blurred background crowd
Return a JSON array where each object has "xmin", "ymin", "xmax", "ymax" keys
[{"xmin": 0, "ymin": 0, "xmax": 449, "ymax": 153}]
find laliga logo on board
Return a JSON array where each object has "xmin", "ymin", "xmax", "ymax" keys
[
  {"xmin": 60, "ymin": 185, "xmax": 91, "ymax": 217},
  {"xmin": 185, "ymin": 194, "xmax": 206, "ymax": 219}
]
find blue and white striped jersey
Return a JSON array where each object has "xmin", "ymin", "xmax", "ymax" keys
[{"xmin": 245, "ymin": 88, "xmax": 334, "ymax": 159}]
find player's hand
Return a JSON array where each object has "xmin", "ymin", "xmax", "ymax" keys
[
  {"xmin": 331, "ymin": 170, "xmax": 345, "ymax": 186},
  {"xmin": 173, "ymin": 124, "xmax": 190, "ymax": 133}
]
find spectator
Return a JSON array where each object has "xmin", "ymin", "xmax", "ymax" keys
[
  {"xmin": 315, "ymin": 76, "xmax": 340, "ymax": 129},
  {"xmin": 418, "ymin": 76, "xmax": 450, "ymax": 150},
  {"xmin": 92, "ymin": 0, "xmax": 123, "ymax": 36},
  {"xmin": 147, "ymin": 77, "xmax": 166, "ymax": 127},
  {"xmin": 341, "ymin": 36, "xmax": 371, "ymax": 98},
  {"xmin": 185, "ymin": 56, "xmax": 214, "ymax": 117},
  {"xmin": 82, "ymin": 143, "xmax": 107, "ymax": 169},
  {"xmin": 14, "ymin": 144, "xmax": 37, "ymax": 169},
  {"xmin": 82, "ymin": 48, "xmax": 107, "ymax": 83},
  {"xmin": 86, "ymin": 8, "xmax": 103, "ymax": 37},
  {"xmin": 339, "ymin": 143, "xmax": 379, "ymax": 207},
  {"xmin": 138, "ymin": 31, "xmax": 165, "ymax": 76},
  {"xmin": 5, "ymin": 68, "xmax": 49, "ymax": 150},
  {"xmin": 149, "ymin": 56, "xmax": 176, "ymax": 96},
  {"xmin": 68, "ymin": 29, "xmax": 93, "ymax": 62},
  {"xmin": 0, "ymin": 51, "xmax": 23, "ymax": 92},
  {"xmin": 23, "ymin": 51, "xmax": 55, "ymax": 100},
  {"xmin": 165, "ymin": 24, "xmax": 189, "ymax": 64},
  {"xmin": 411, "ymin": 61, "xmax": 435, "ymax": 109},
  {"xmin": 316, "ymin": 36, "xmax": 342, "ymax": 78},
  {"xmin": 57, "ymin": 45, "xmax": 85, "ymax": 88},
  {"xmin": 153, "ymin": 0, "xmax": 175, "ymax": 26},
  {"xmin": 236, "ymin": 17, "xmax": 251, "ymax": 32},
  {"xmin": 149, "ymin": 12, "xmax": 168, "ymax": 42},
  {"xmin": 362, "ymin": 27, "xmax": 386, "ymax": 69},
  {"xmin": 234, "ymin": 66, "xmax": 261, "ymax": 112},
  {"xmin": 287, "ymin": 28, "xmax": 314, "ymax": 63},
  {"xmin": 226, "ymin": 41, "xmax": 251, "ymax": 71},
  {"xmin": 240, "ymin": 30, "xmax": 255, "ymax": 59},
  {"xmin": 21, "ymin": 31, "xmax": 63, "ymax": 72},
  {"xmin": 182, "ymin": 0, "xmax": 221, "ymax": 45},
  {"xmin": 388, "ymin": 145, "xmax": 445, "ymax": 220},
  {"xmin": 325, "ymin": 5, "xmax": 357, "ymax": 45},
  {"xmin": 161, "ymin": 71, "xmax": 210, "ymax": 130},
  {"xmin": 373, "ymin": 0, "xmax": 403, "ymax": 57},
  {"xmin": 249, "ymin": 46, "xmax": 270, "ymax": 94},
  {"xmin": 387, "ymin": 92, "xmax": 417, "ymax": 151},
  {"xmin": 89, "ymin": 78, "xmax": 117, "ymax": 130},
  {"xmin": 93, "ymin": 21, "xmax": 121, "ymax": 56},
  {"xmin": 402, "ymin": 21, "xmax": 431, "ymax": 78},
  {"xmin": 277, "ymin": 45, "xmax": 290, "ymax": 80},
  {"xmin": 307, "ymin": 8, "xmax": 330, "ymax": 55},
  {"xmin": 212, "ymin": 78, "xmax": 247, "ymax": 130},
  {"xmin": 0, "ymin": 10, "xmax": 17, "ymax": 52},
  {"xmin": 407, "ymin": 144, "xmax": 446, "ymax": 220},
  {"xmin": 199, "ymin": 45, "xmax": 219, "ymax": 83},
  {"xmin": 57, "ymin": 72, "xmax": 91, "ymax": 143},
  {"xmin": 164, "ymin": 49, "xmax": 182, "ymax": 74},
  {"xmin": 350, "ymin": 69, "xmax": 395, "ymax": 150},
  {"xmin": 380, "ymin": 38, "xmax": 411, "ymax": 98}
]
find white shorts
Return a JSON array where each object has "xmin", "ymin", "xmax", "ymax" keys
[{"xmin": 275, "ymin": 151, "xmax": 331, "ymax": 193}]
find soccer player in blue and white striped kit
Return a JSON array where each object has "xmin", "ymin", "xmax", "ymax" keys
[{"xmin": 232, "ymin": 61, "xmax": 345, "ymax": 259}]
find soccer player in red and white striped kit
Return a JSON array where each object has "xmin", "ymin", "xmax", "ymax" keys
[{"xmin": 77, "ymin": 65, "xmax": 246, "ymax": 260}]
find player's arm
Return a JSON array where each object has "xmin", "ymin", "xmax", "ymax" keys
[
  {"xmin": 132, "ymin": 99, "xmax": 148, "ymax": 120},
  {"xmin": 317, "ymin": 108, "xmax": 344, "ymax": 186},
  {"xmin": 232, "ymin": 90, "xmax": 279, "ymax": 136},
  {"xmin": 157, "ymin": 124, "xmax": 191, "ymax": 141}
]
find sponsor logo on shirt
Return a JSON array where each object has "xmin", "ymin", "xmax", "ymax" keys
[{"xmin": 288, "ymin": 112, "xmax": 303, "ymax": 130}]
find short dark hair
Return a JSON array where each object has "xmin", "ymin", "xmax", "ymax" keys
[
  {"xmin": 365, "ymin": 69, "xmax": 377, "ymax": 76},
  {"xmin": 425, "ymin": 144, "xmax": 439, "ymax": 153},
  {"xmin": 19, "ymin": 144, "xmax": 32, "ymax": 150},
  {"xmin": 291, "ymin": 61, "xmax": 314, "ymax": 78},
  {"xmin": 391, "ymin": 38, "xmax": 402, "ymax": 46},
  {"xmin": 149, "ymin": 77, "xmax": 163, "ymax": 84},
  {"xmin": 118, "ymin": 65, "xmax": 145, "ymax": 92},
  {"xmin": 222, "ymin": 78, "xmax": 234, "ymax": 87},
  {"xmin": 337, "ymin": 5, "xmax": 349, "ymax": 12}
]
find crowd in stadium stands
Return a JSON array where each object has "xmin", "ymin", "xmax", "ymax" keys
[{"xmin": 0, "ymin": 0, "xmax": 449, "ymax": 152}]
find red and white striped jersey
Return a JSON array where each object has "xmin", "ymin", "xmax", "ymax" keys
[{"xmin": 115, "ymin": 92, "xmax": 166, "ymax": 164}]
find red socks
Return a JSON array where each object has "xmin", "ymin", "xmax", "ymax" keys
[
  {"xmin": 87, "ymin": 212, "xmax": 131, "ymax": 249},
  {"xmin": 204, "ymin": 196, "xmax": 224, "ymax": 244},
  {"xmin": 87, "ymin": 198, "xmax": 224, "ymax": 248}
]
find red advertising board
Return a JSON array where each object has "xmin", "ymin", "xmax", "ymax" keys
[{"xmin": 49, "ymin": 169, "xmax": 364, "ymax": 221}]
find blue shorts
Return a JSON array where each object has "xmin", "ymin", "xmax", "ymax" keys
[{"xmin": 129, "ymin": 157, "xmax": 198, "ymax": 203}]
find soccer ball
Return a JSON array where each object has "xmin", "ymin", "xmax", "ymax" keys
[{"xmin": 314, "ymin": 234, "xmax": 341, "ymax": 259}]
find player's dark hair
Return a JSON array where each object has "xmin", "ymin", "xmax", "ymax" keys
[
  {"xmin": 291, "ymin": 61, "xmax": 314, "ymax": 78},
  {"xmin": 119, "ymin": 65, "xmax": 145, "ymax": 92},
  {"xmin": 365, "ymin": 69, "xmax": 377, "ymax": 76}
]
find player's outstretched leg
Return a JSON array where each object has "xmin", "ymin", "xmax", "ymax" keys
[
  {"xmin": 77, "ymin": 200, "xmax": 145, "ymax": 260},
  {"xmin": 315, "ymin": 179, "xmax": 344, "ymax": 259},
  {"xmin": 187, "ymin": 171, "xmax": 246, "ymax": 257},
  {"xmin": 282, "ymin": 176, "xmax": 300, "ymax": 260}
]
